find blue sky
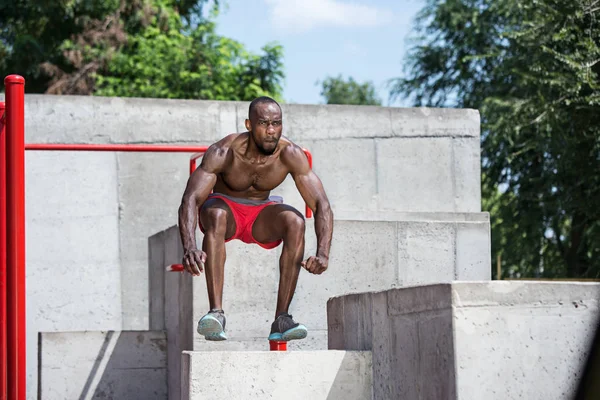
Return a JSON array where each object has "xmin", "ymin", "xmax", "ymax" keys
[{"xmin": 213, "ymin": 0, "xmax": 425, "ymax": 106}]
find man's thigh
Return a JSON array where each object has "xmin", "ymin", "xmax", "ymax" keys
[
  {"xmin": 199, "ymin": 197, "xmax": 237, "ymax": 239},
  {"xmin": 252, "ymin": 203, "xmax": 304, "ymax": 244}
]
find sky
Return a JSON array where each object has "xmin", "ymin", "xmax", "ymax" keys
[{"xmin": 213, "ymin": 0, "xmax": 425, "ymax": 107}]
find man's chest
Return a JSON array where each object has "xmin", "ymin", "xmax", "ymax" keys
[{"xmin": 220, "ymin": 157, "xmax": 288, "ymax": 192}]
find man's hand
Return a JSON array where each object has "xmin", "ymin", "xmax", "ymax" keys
[
  {"xmin": 301, "ymin": 255, "xmax": 328, "ymax": 275},
  {"xmin": 182, "ymin": 249, "xmax": 207, "ymax": 276}
]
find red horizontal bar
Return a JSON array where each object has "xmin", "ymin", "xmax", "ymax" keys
[{"xmin": 25, "ymin": 144, "xmax": 208, "ymax": 153}]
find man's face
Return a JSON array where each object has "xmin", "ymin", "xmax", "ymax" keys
[{"xmin": 247, "ymin": 102, "xmax": 283, "ymax": 155}]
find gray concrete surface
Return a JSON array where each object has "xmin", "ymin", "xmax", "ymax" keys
[
  {"xmin": 327, "ymin": 281, "xmax": 600, "ymax": 400},
  {"xmin": 19, "ymin": 94, "xmax": 483, "ymax": 398},
  {"xmin": 153, "ymin": 216, "xmax": 488, "ymax": 398},
  {"xmin": 156, "ymin": 216, "xmax": 490, "ymax": 352},
  {"xmin": 38, "ymin": 330, "xmax": 167, "ymax": 399},
  {"xmin": 181, "ymin": 350, "xmax": 373, "ymax": 400},
  {"xmin": 25, "ymin": 151, "xmax": 123, "ymax": 400},
  {"xmin": 162, "ymin": 226, "xmax": 194, "ymax": 400}
]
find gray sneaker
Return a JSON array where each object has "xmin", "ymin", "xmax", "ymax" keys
[
  {"xmin": 268, "ymin": 313, "xmax": 308, "ymax": 341},
  {"xmin": 197, "ymin": 309, "xmax": 227, "ymax": 341}
]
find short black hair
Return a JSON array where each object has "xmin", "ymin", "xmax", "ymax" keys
[{"xmin": 248, "ymin": 96, "xmax": 281, "ymax": 118}]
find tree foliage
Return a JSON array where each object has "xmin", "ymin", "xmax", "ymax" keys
[
  {"xmin": 391, "ymin": 0, "xmax": 600, "ymax": 278},
  {"xmin": 0, "ymin": 0, "xmax": 285, "ymax": 101},
  {"xmin": 319, "ymin": 75, "xmax": 381, "ymax": 106}
]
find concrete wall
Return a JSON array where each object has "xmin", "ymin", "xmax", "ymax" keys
[
  {"xmin": 151, "ymin": 226, "xmax": 193, "ymax": 400},
  {"xmin": 327, "ymin": 281, "xmax": 600, "ymax": 400},
  {"xmin": 154, "ymin": 216, "xmax": 490, "ymax": 348},
  {"xmin": 17, "ymin": 94, "xmax": 483, "ymax": 398},
  {"xmin": 25, "ymin": 152, "xmax": 123, "ymax": 400},
  {"xmin": 38, "ymin": 331, "xmax": 167, "ymax": 399},
  {"xmin": 181, "ymin": 350, "xmax": 373, "ymax": 400}
]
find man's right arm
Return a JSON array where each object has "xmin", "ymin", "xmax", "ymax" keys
[{"xmin": 178, "ymin": 144, "xmax": 227, "ymax": 273}]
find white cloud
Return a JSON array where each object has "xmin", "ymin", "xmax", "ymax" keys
[{"xmin": 265, "ymin": 0, "xmax": 393, "ymax": 33}]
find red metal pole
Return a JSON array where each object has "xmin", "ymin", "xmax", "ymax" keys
[
  {"xmin": 5, "ymin": 75, "xmax": 26, "ymax": 400},
  {"xmin": 0, "ymin": 101, "xmax": 7, "ymax": 400},
  {"xmin": 189, "ymin": 152, "xmax": 204, "ymax": 176},
  {"xmin": 302, "ymin": 149, "xmax": 313, "ymax": 218}
]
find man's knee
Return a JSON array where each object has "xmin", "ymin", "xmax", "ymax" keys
[
  {"xmin": 201, "ymin": 206, "xmax": 229, "ymax": 236},
  {"xmin": 281, "ymin": 210, "xmax": 305, "ymax": 239}
]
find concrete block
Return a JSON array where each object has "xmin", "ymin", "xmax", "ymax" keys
[
  {"xmin": 455, "ymin": 221, "xmax": 491, "ymax": 280},
  {"xmin": 26, "ymin": 215, "xmax": 121, "ymax": 400},
  {"xmin": 20, "ymin": 96, "xmax": 482, "ymax": 227},
  {"xmin": 11, "ymin": 94, "xmax": 481, "ymax": 142},
  {"xmin": 452, "ymin": 137, "xmax": 482, "ymax": 210},
  {"xmin": 389, "ymin": 107, "xmax": 480, "ymax": 138},
  {"xmin": 282, "ymin": 103, "xmax": 392, "ymax": 140},
  {"xmin": 376, "ymin": 137, "xmax": 455, "ymax": 212},
  {"xmin": 117, "ymin": 152, "xmax": 190, "ymax": 330},
  {"xmin": 451, "ymin": 282, "xmax": 600, "ymax": 400},
  {"xmin": 27, "ymin": 257, "xmax": 123, "ymax": 400},
  {"xmin": 26, "ymin": 215, "xmax": 120, "ymax": 264},
  {"xmin": 181, "ymin": 351, "xmax": 373, "ymax": 400},
  {"xmin": 25, "ymin": 149, "xmax": 121, "ymax": 400},
  {"xmin": 397, "ymin": 221, "xmax": 455, "ymax": 285},
  {"xmin": 22, "ymin": 94, "xmax": 238, "ymax": 144},
  {"xmin": 332, "ymin": 210, "xmax": 490, "ymax": 222},
  {"xmin": 368, "ymin": 291, "xmax": 394, "ymax": 399},
  {"xmin": 397, "ymin": 221, "xmax": 492, "ymax": 285},
  {"xmin": 25, "ymin": 151, "xmax": 118, "ymax": 219},
  {"xmin": 161, "ymin": 226, "xmax": 193, "ymax": 400},
  {"xmin": 295, "ymin": 220, "xmax": 399, "ymax": 333},
  {"xmin": 305, "ymin": 138, "xmax": 379, "ymax": 215},
  {"xmin": 20, "ymin": 94, "xmax": 485, "ymax": 398},
  {"xmin": 39, "ymin": 330, "xmax": 167, "ymax": 400},
  {"xmin": 157, "ymin": 215, "xmax": 490, "ymax": 355},
  {"xmin": 327, "ymin": 281, "xmax": 600, "ymax": 400},
  {"xmin": 148, "ymin": 229, "xmax": 166, "ymax": 331}
]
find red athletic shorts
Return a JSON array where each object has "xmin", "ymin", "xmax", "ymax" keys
[{"xmin": 199, "ymin": 193, "xmax": 283, "ymax": 249}]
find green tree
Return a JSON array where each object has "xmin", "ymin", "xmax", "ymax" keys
[
  {"xmin": 318, "ymin": 75, "xmax": 381, "ymax": 106},
  {"xmin": 391, "ymin": 0, "xmax": 600, "ymax": 278},
  {"xmin": 0, "ymin": 0, "xmax": 285, "ymax": 101}
]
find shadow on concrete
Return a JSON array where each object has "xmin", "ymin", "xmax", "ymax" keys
[
  {"xmin": 77, "ymin": 331, "xmax": 115, "ymax": 400},
  {"xmin": 39, "ymin": 331, "xmax": 167, "ymax": 400},
  {"xmin": 574, "ymin": 318, "xmax": 600, "ymax": 400},
  {"xmin": 325, "ymin": 351, "xmax": 374, "ymax": 400},
  {"xmin": 89, "ymin": 331, "xmax": 167, "ymax": 400}
]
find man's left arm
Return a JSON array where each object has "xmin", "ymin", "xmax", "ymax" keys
[{"xmin": 284, "ymin": 145, "xmax": 334, "ymax": 274}]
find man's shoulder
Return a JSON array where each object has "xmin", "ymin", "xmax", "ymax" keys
[
  {"xmin": 214, "ymin": 132, "xmax": 243, "ymax": 148},
  {"xmin": 207, "ymin": 133, "xmax": 244, "ymax": 156},
  {"xmin": 279, "ymin": 136, "xmax": 303, "ymax": 154},
  {"xmin": 201, "ymin": 133, "xmax": 244, "ymax": 171},
  {"xmin": 279, "ymin": 137, "xmax": 308, "ymax": 169}
]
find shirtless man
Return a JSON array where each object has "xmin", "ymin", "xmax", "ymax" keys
[{"xmin": 178, "ymin": 96, "xmax": 333, "ymax": 342}]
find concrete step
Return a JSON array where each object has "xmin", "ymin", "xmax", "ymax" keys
[
  {"xmin": 181, "ymin": 350, "xmax": 373, "ymax": 400},
  {"xmin": 39, "ymin": 331, "xmax": 167, "ymax": 399},
  {"xmin": 327, "ymin": 281, "xmax": 600, "ymax": 400},
  {"xmin": 150, "ymin": 216, "xmax": 491, "ymax": 399},
  {"xmin": 151, "ymin": 216, "xmax": 491, "ymax": 347}
]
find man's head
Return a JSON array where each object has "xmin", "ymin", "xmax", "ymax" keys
[{"xmin": 245, "ymin": 96, "xmax": 282, "ymax": 155}]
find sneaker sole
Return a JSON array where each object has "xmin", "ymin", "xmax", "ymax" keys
[
  {"xmin": 205, "ymin": 331, "xmax": 228, "ymax": 341},
  {"xmin": 197, "ymin": 315, "xmax": 227, "ymax": 341},
  {"xmin": 268, "ymin": 325, "xmax": 308, "ymax": 342}
]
